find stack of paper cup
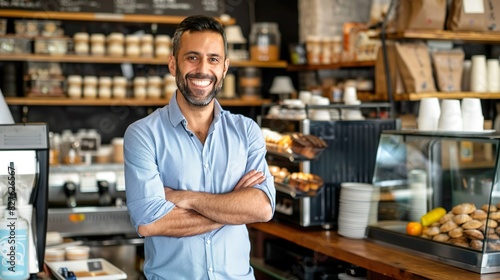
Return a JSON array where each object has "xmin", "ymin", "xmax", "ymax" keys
[
  {"xmin": 338, "ymin": 182, "xmax": 376, "ymax": 239},
  {"xmin": 408, "ymin": 170, "xmax": 427, "ymax": 222},
  {"xmin": 470, "ymin": 55, "xmax": 487, "ymax": 92},
  {"xmin": 461, "ymin": 97, "xmax": 484, "ymax": 131},
  {"xmin": 438, "ymin": 99, "xmax": 463, "ymax": 131},
  {"xmin": 417, "ymin": 97, "xmax": 440, "ymax": 130},
  {"xmin": 343, "ymin": 86, "xmax": 358, "ymax": 104},
  {"xmin": 487, "ymin": 59, "xmax": 500, "ymax": 92},
  {"xmin": 311, "ymin": 96, "xmax": 331, "ymax": 120},
  {"xmin": 299, "ymin": 90, "xmax": 312, "ymax": 105}
]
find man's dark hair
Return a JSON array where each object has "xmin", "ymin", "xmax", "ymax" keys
[{"xmin": 172, "ymin": 15, "xmax": 227, "ymax": 58}]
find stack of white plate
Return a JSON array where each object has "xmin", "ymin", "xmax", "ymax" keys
[{"xmin": 338, "ymin": 182, "xmax": 378, "ymax": 239}]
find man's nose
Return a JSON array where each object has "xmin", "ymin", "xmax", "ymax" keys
[{"xmin": 196, "ymin": 59, "xmax": 209, "ymax": 74}]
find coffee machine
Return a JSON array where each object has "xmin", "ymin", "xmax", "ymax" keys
[{"xmin": 0, "ymin": 123, "xmax": 50, "ymax": 278}]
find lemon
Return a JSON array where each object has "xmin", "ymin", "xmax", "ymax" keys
[{"xmin": 421, "ymin": 207, "xmax": 447, "ymax": 227}]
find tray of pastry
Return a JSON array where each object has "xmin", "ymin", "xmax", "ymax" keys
[
  {"xmin": 263, "ymin": 129, "xmax": 328, "ymax": 161},
  {"xmin": 270, "ymin": 166, "xmax": 324, "ymax": 198}
]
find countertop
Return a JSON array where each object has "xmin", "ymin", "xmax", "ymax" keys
[{"xmin": 248, "ymin": 221, "xmax": 500, "ymax": 280}]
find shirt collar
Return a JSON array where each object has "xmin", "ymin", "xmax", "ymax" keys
[{"xmin": 167, "ymin": 91, "xmax": 224, "ymax": 127}]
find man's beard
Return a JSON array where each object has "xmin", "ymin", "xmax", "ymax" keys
[{"xmin": 176, "ymin": 67, "xmax": 223, "ymax": 107}]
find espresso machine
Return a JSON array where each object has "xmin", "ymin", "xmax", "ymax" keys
[
  {"xmin": 47, "ymin": 162, "xmax": 142, "ymax": 279},
  {"xmin": 0, "ymin": 123, "xmax": 50, "ymax": 278}
]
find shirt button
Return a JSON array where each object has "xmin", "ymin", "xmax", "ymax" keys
[
  {"xmin": 208, "ymin": 267, "xmax": 213, "ymax": 272},
  {"xmin": 206, "ymin": 240, "xmax": 211, "ymax": 245}
]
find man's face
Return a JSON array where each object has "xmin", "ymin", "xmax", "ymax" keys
[{"xmin": 171, "ymin": 30, "xmax": 228, "ymax": 107}]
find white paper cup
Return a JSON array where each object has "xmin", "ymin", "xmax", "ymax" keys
[
  {"xmin": 463, "ymin": 115, "xmax": 484, "ymax": 131},
  {"xmin": 438, "ymin": 99, "xmax": 462, "ymax": 131},
  {"xmin": 461, "ymin": 97, "xmax": 482, "ymax": 116},
  {"xmin": 417, "ymin": 97, "xmax": 440, "ymax": 130},
  {"xmin": 343, "ymin": 86, "xmax": 358, "ymax": 105},
  {"xmin": 470, "ymin": 55, "xmax": 487, "ymax": 92},
  {"xmin": 299, "ymin": 91, "xmax": 312, "ymax": 105},
  {"xmin": 487, "ymin": 59, "xmax": 500, "ymax": 92}
]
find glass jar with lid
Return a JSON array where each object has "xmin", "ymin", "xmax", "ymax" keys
[{"xmin": 249, "ymin": 22, "xmax": 280, "ymax": 62}]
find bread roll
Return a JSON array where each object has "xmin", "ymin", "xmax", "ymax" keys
[
  {"xmin": 464, "ymin": 229, "xmax": 484, "ymax": 240},
  {"xmin": 439, "ymin": 212, "xmax": 455, "ymax": 224},
  {"xmin": 452, "ymin": 203, "xmax": 476, "ymax": 215},
  {"xmin": 482, "ymin": 204, "xmax": 497, "ymax": 212},
  {"xmin": 450, "ymin": 237, "xmax": 469, "ymax": 247},
  {"xmin": 462, "ymin": 220, "xmax": 482, "ymax": 230},
  {"xmin": 432, "ymin": 233, "xmax": 450, "ymax": 242},
  {"xmin": 448, "ymin": 227, "xmax": 463, "ymax": 238},
  {"xmin": 489, "ymin": 211, "xmax": 500, "ymax": 220},
  {"xmin": 469, "ymin": 209, "xmax": 487, "ymax": 220},
  {"xmin": 481, "ymin": 219, "xmax": 498, "ymax": 228},
  {"xmin": 440, "ymin": 220, "xmax": 458, "ymax": 232},
  {"xmin": 424, "ymin": 226, "xmax": 441, "ymax": 236},
  {"xmin": 452, "ymin": 214, "xmax": 472, "ymax": 225},
  {"xmin": 470, "ymin": 239, "xmax": 483, "ymax": 250}
]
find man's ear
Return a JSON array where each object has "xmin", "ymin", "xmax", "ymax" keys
[
  {"xmin": 223, "ymin": 58, "xmax": 230, "ymax": 77},
  {"xmin": 168, "ymin": 55, "xmax": 176, "ymax": 75}
]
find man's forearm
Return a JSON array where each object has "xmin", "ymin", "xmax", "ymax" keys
[
  {"xmin": 138, "ymin": 207, "xmax": 223, "ymax": 237},
  {"xmin": 171, "ymin": 187, "xmax": 273, "ymax": 225}
]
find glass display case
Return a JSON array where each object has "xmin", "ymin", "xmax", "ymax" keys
[{"xmin": 367, "ymin": 130, "xmax": 500, "ymax": 273}]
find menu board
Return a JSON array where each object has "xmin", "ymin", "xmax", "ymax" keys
[{"xmin": 0, "ymin": 0, "xmax": 224, "ymax": 17}]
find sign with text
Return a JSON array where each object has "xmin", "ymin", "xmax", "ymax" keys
[{"xmin": 0, "ymin": 0, "xmax": 224, "ymax": 17}]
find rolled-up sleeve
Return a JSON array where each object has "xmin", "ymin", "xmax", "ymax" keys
[
  {"xmin": 124, "ymin": 122, "xmax": 174, "ymax": 232},
  {"xmin": 245, "ymin": 120, "xmax": 276, "ymax": 214}
]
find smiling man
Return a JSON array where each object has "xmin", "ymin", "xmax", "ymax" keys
[{"xmin": 123, "ymin": 15, "xmax": 276, "ymax": 279}]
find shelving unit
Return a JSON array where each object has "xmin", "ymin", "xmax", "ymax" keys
[
  {"xmin": 394, "ymin": 92, "xmax": 500, "ymax": 101},
  {"xmin": 0, "ymin": 8, "xmax": 287, "ymax": 109},
  {"xmin": 378, "ymin": 29, "xmax": 500, "ymax": 103},
  {"xmin": 0, "ymin": 9, "xmax": 235, "ymax": 25},
  {"xmin": 4, "ymin": 96, "xmax": 271, "ymax": 107},
  {"xmin": 0, "ymin": 54, "xmax": 288, "ymax": 68},
  {"xmin": 385, "ymin": 30, "xmax": 500, "ymax": 43},
  {"xmin": 286, "ymin": 60, "xmax": 375, "ymax": 71}
]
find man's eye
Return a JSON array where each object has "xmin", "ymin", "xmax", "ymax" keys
[
  {"xmin": 187, "ymin": 56, "xmax": 198, "ymax": 61},
  {"xmin": 210, "ymin": 57, "xmax": 220, "ymax": 63}
]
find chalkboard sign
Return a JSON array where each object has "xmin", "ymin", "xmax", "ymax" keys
[{"xmin": 0, "ymin": 0, "xmax": 224, "ymax": 17}]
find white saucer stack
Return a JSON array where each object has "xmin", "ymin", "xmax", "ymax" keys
[{"xmin": 338, "ymin": 182, "xmax": 379, "ymax": 239}]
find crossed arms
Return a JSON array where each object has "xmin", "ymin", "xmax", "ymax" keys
[{"xmin": 138, "ymin": 170, "xmax": 273, "ymax": 237}]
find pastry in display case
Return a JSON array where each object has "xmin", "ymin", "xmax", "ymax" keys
[{"xmin": 367, "ymin": 130, "xmax": 500, "ymax": 273}]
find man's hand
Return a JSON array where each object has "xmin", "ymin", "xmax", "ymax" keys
[
  {"xmin": 164, "ymin": 169, "xmax": 272, "ymax": 225},
  {"xmin": 233, "ymin": 170, "xmax": 266, "ymax": 191},
  {"xmin": 164, "ymin": 169, "xmax": 266, "ymax": 208}
]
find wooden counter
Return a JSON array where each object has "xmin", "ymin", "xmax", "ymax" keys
[{"xmin": 248, "ymin": 221, "xmax": 500, "ymax": 280}]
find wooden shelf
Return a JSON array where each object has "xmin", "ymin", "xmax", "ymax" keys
[
  {"xmin": 5, "ymin": 97, "xmax": 271, "ymax": 107},
  {"xmin": 0, "ymin": 54, "xmax": 287, "ymax": 68},
  {"xmin": 286, "ymin": 60, "xmax": 375, "ymax": 71},
  {"xmin": 385, "ymin": 29, "xmax": 500, "ymax": 43},
  {"xmin": 230, "ymin": 60, "xmax": 288, "ymax": 68},
  {"xmin": 393, "ymin": 92, "xmax": 500, "ymax": 101},
  {"xmin": 357, "ymin": 91, "xmax": 387, "ymax": 102},
  {"xmin": 0, "ymin": 9, "xmax": 235, "ymax": 25},
  {"xmin": 0, "ymin": 53, "xmax": 169, "ymax": 65}
]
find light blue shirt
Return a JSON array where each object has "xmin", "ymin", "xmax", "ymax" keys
[{"xmin": 124, "ymin": 93, "xmax": 275, "ymax": 280}]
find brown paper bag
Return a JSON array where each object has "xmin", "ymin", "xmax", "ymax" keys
[
  {"xmin": 486, "ymin": 0, "xmax": 500, "ymax": 31},
  {"xmin": 447, "ymin": 0, "xmax": 488, "ymax": 31},
  {"xmin": 431, "ymin": 49, "xmax": 465, "ymax": 92},
  {"xmin": 395, "ymin": 43, "xmax": 436, "ymax": 93},
  {"xmin": 395, "ymin": 0, "xmax": 447, "ymax": 31},
  {"xmin": 375, "ymin": 42, "xmax": 405, "ymax": 97}
]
